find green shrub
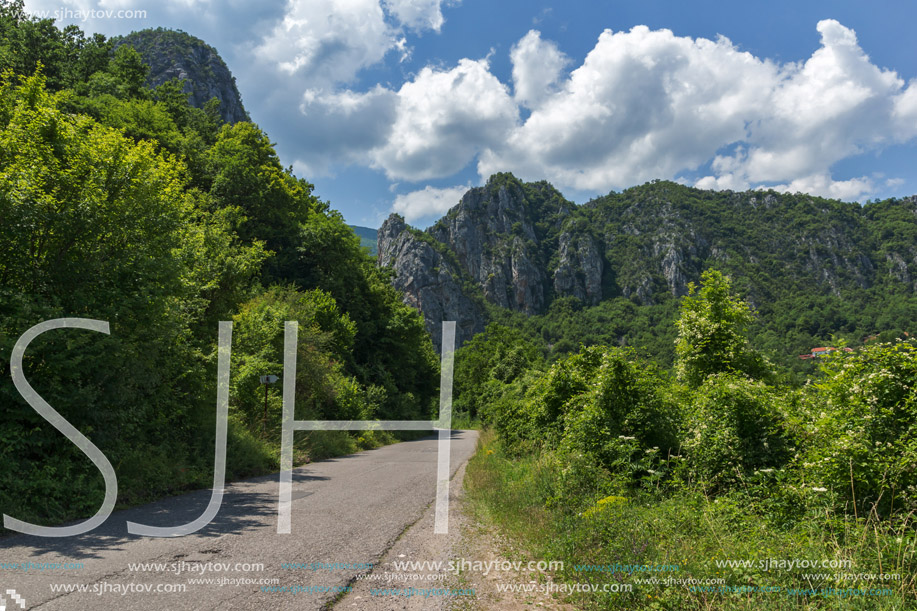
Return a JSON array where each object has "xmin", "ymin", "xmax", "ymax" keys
[
  {"xmin": 526, "ymin": 346, "xmax": 604, "ymax": 447},
  {"xmin": 481, "ymin": 372, "xmax": 541, "ymax": 453},
  {"xmin": 454, "ymin": 323, "xmax": 543, "ymax": 420},
  {"xmin": 682, "ymin": 373, "xmax": 792, "ymax": 489},
  {"xmin": 675, "ymin": 269, "xmax": 772, "ymax": 387},
  {"xmin": 798, "ymin": 339, "xmax": 917, "ymax": 514},
  {"xmin": 230, "ymin": 286, "xmax": 358, "ymax": 428},
  {"xmin": 556, "ymin": 348, "xmax": 678, "ymax": 470}
]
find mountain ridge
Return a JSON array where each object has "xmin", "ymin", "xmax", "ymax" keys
[
  {"xmin": 378, "ymin": 174, "xmax": 917, "ymax": 364},
  {"xmin": 349, "ymin": 225, "xmax": 379, "ymax": 255}
]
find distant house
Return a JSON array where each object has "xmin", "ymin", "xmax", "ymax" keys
[{"xmin": 798, "ymin": 346, "xmax": 853, "ymax": 360}]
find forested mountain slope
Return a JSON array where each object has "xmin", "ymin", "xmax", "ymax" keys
[
  {"xmin": 379, "ymin": 173, "xmax": 917, "ymax": 371},
  {"xmin": 349, "ymin": 225, "xmax": 379, "ymax": 255}
]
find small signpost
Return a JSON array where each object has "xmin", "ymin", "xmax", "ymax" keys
[{"xmin": 260, "ymin": 375, "xmax": 280, "ymax": 434}]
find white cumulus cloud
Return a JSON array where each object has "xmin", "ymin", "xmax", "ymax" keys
[
  {"xmin": 254, "ymin": 0, "xmax": 396, "ymax": 86},
  {"xmin": 393, "ymin": 184, "xmax": 469, "ymax": 221},
  {"xmin": 278, "ymin": 55, "xmax": 517, "ymax": 181},
  {"xmin": 510, "ymin": 29, "xmax": 570, "ymax": 108},
  {"xmin": 370, "ymin": 58, "xmax": 518, "ymax": 181},
  {"xmin": 252, "ymin": 0, "xmax": 454, "ymax": 86},
  {"xmin": 480, "ymin": 25, "xmax": 778, "ymax": 191},
  {"xmin": 290, "ymin": 86, "xmax": 399, "ymax": 176},
  {"xmin": 709, "ymin": 19, "xmax": 910, "ymax": 192},
  {"xmin": 383, "ymin": 0, "xmax": 453, "ymax": 32},
  {"xmin": 474, "ymin": 20, "xmax": 917, "ymax": 201},
  {"xmin": 768, "ymin": 173, "xmax": 876, "ymax": 201}
]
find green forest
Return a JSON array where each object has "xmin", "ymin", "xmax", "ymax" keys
[{"xmin": 0, "ymin": 3, "xmax": 437, "ymax": 529}]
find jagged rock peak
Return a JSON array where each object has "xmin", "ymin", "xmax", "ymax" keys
[
  {"xmin": 379, "ymin": 174, "xmax": 605, "ymax": 345},
  {"xmin": 377, "ymin": 214, "xmax": 486, "ymax": 351},
  {"xmin": 114, "ymin": 28, "xmax": 248, "ymax": 124},
  {"xmin": 428, "ymin": 173, "xmax": 563, "ymax": 314},
  {"xmin": 377, "ymin": 213, "xmax": 408, "ymax": 263}
]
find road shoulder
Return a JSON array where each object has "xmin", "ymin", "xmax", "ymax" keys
[{"xmin": 335, "ymin": 432, "xmax": 575, "ymax": 610}]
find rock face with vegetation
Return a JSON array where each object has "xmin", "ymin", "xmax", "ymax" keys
[
  {"xmin": 870, "ymin": 195, "xmax": 917, "ymax": 293},
  {"xmin": 553, "ymin": 229, "xmax": 604, "ymax": 306},
  {"xmin": 378, "ymin": 214, "xmax": 486, "ymax": 350},
  {"xmin": 426, "ymin": 180, "xmax": 553, "ymax": 313},
  {"xmin": 379, "ymin": 173, "xmax": 917, "ymax": 366},
  {"xmin": 115, "ymin": 28, "xmax": 248, "ymax": 124}
]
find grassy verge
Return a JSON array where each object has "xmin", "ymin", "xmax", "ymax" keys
[{"xmin": 465, "ymin": 430, "xmax": 917, "ymax": 611}]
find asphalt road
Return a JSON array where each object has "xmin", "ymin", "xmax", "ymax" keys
[{"xmin": 0, "ymin": 430, "xmax": 479, "ymax": 611}]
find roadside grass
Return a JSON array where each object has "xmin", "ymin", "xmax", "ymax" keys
[
  {"xmin": 465, "ymin": 430, "xmax": 917, "ymax": 611},
  {"xmin": 451, "ymin": 410, "xmax": 484, "ymax": 430},
  {"xmin": 139, "ymin": 418, "xmax": 398, "ymax": 501}
]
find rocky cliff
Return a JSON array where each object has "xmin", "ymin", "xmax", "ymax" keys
[
  {"xmin": 115, "ymin": 28, "xmax": 248, "ymax": 124},
  {"xmin": 427, "ymin": 179, "xmax": 549, "ymax": 314},
  {"xmin": 379, "ymin": 174, "xmax": 917, "ymax": 348},
  {"xmin": 377, "ymin": 215, "xmax": 487, "ymax": 350}
]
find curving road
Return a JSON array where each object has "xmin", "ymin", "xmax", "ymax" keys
[{"xmin": 0, "ymin": 430, "xmax": 478, "ymax": 610}]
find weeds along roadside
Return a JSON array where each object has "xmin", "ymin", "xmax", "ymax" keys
[{"xmin": 465, "ymin": 429, "xmax": 916, "ymax": 610}]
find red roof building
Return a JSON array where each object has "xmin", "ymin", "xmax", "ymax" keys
[{"xmin": 798, "ymin": 346, "xmax": 853, "ymax": 359}]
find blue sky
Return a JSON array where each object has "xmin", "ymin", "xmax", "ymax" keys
[{"xmin": 26, "ymin": 0, "xmax": 917, "ymax": 228}]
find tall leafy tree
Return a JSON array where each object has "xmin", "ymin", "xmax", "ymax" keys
[
  {"xmin": 454, "ymin": 323, "xmax": 544, "ymax": 419},
  {"xmin": 205, "ymin": 122, "xmax": 438, "ymax": 420},
  {"xmin": 206, "ymin": 121, "xmax": 312, "ymax": 278},
  {"xmin": 674, "ymin": 269, "xmax": 770, "ymax": 387},
  {"xmin": 109, "ymin": 44, "xmax": 148, "ymax": 98},
  {"xmin": 0, "ymin": 72, "xmax": 263, "ymax": 522}
]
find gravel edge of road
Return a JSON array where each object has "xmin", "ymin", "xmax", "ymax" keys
[{"xmin": 332, "ymin": 429, "xmax": 577, "ymax": 611}]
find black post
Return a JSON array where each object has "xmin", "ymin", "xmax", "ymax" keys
[{"xmin": 263, "ymin": 382, "xmax": 268, "ymax": 435}]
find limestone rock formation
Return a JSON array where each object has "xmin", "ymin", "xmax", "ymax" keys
[{"xmin": 115, "ymin": 28, "xmax": 248, "ymax": 124}]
